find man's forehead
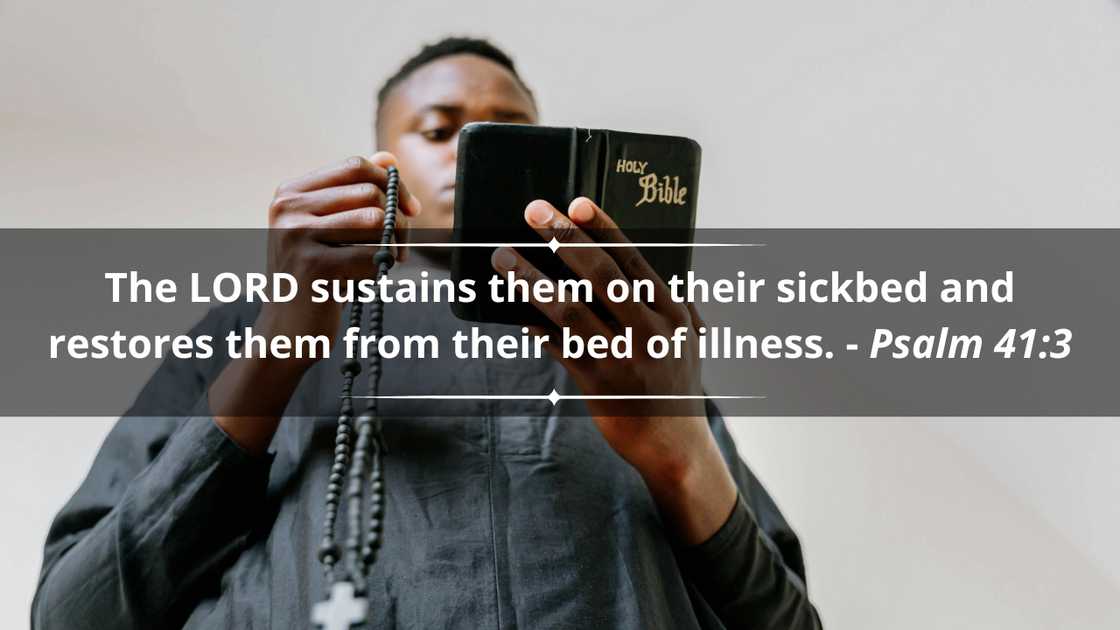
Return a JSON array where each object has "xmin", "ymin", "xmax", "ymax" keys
[{"xmin": 387, "ymin": 54, "xmax": 534, "ymax": 116}]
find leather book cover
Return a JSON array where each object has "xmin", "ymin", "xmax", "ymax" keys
[{"xmin": 451, "ymin": 122, "xmax": 701, "ymax": 325}]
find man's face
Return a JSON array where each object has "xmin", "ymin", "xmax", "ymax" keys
[{"xmin": 377, "ymin": 54, "xmax": 538, "ymax": 231}]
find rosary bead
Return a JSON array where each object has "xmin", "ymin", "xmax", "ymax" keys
[
  {"xmin": 373, "ymin": 249, "xmax": 395, "ymax": 270},
  {"xmin": 320, "ymin": 165, "xmax": 396, "ymax": 593},
  {"xmin": 318, "ymin": 540, "xmax": 339, "ymax": 563},
  {"xmin": 340, "ymin": 358, "xmax": 362, "ymax": 377}
]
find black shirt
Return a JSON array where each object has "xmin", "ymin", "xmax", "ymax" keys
[{"xmin": 33, "ymin": 297, "xmax": 821, "ymax": 629}]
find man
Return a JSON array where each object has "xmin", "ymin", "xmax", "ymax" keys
[{"xmin": 33, "ymin": 38, "xmax": 821, "ymax": 629}]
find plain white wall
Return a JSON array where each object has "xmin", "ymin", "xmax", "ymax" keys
[{"xmin": 3, "ymin": 1, "xmax": 1120, "ymax": 628}]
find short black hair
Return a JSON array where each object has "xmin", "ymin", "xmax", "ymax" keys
[{"xmin": 375, "ymin": 36, "xmax": 533, "ymax": 120}]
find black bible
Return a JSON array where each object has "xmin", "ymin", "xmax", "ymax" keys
[{"xmin": 451, "ymin": 122, "xmax": 701, "ymax": 325}]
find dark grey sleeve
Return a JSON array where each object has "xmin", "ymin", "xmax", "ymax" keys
[
  {"xmin": 675, "ymin": 403, "xmax": 823, "ymax": 629},
  {"xmin": 31, "ymin": 305, "xmax": 273, "ymax": 630}
]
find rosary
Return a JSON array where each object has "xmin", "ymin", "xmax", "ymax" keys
[{"xmin": 310, "ymin": 166, "xmax": 400, "ymax": 630}]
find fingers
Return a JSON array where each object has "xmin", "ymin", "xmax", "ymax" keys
[
  {"xmin": 367, "ymin": 152, "xmax": 423, "ymax": 218},
  {"xmin": 279, "ymin": 183, "xmax": 387, "ymax": 217},
  {"xmin": 306, "ymin": 206, "xmax": 410, "ymax": 261},
  {"xmin": 282, "ymin": 236, "xmax": 407, "ymax": 285},
  {"xmin": 490, "ymin": 246, "xmax": 613, "ymax": 339},
  {"xmin": 269, "ymin": 154, "xmax": 418, "ymax": 263},
  {"xmin": 308, "ymin": 207, "xmax": 389, "ymax": 243},
  {"xmin": 565, "ymin": 197, "xmax": 677, "ymax": 311},
  {"xmin": 523, "ymin": 197, "xmax": 685, "ymax": 321},
  {"xmin": 320, "ymin": 244, "xmax": 392, "ymax": 281},
  {"xmin": 522, "ymin": 200, "xmax": 649, "ymax": 325},
  {"xmin": 525, "ymin": 324, "xmax": 579, "ymax": 368},
  {"xmin": 368, "ymin": 153, "xmax": 412, "ymax": 262},
  {"xmin": 276, "ymin": 153, "xmax": 422, "ymax": 217},
  {"xmin": 686, "ymin": 302, "xmax": 706, "ymax": 334}
]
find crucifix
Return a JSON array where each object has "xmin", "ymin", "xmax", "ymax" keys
[{"xmin": 311, "ymin": 581, "xmax": 368, "ymax": 630}]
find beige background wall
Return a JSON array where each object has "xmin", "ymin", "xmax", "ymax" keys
[{"xmin": 3, "ymin": 1, "xmax": 1119, "ymax": 628}]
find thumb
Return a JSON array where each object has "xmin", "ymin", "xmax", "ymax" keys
[{"xmin": 369, "ymin": 151, "xmax": 423, "ymax": 217}]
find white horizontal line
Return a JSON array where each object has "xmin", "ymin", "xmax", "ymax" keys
[
  {"xmin": 560, "ymin": 394, "xmax": 764, "ymax": 400},
  {"xmin": 354, "ymin": 243, "xmax": 765, "ymax": 248},
  {"xmin": 349, "ymin": 394, "xmax": 764, "ymax": 399},
  {"xmin": 347, "ymin": 392, "xmax": 765, "ymax": 405}
]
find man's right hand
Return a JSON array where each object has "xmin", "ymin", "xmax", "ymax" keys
[
  {"xmin": 209, "ymin": 152, "xmax": 421, "ymax": 454},
  {"xmin": 257, "ymin": 151, "xmax": 422, "ymax": 365}
]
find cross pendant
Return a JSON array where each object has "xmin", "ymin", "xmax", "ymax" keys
[{"xmin": 311, "ymin": 581, "xmax": 369, "ymax": 630}]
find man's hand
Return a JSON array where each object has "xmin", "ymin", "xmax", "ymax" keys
[
  {"xmin": 209, "ymin": 153, "xmax": 421, "ymax": 454},
  {"xmin": 257, "ymin": 152, "xmax": 422, "ymax": 359},
  {"xmin": 490, "ymin": 197, "xmax": 738, "ymax": 544}
]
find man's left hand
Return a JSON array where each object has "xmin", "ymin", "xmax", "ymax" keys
[{"xmin": 489, "ymin": 197, "xmax": 739, "ymax": 545}]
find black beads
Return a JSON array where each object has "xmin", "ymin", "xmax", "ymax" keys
[
  {"xmin": 340, "ymin": 358, "xmax": 362, "ymax": 377},
  {"xmin": 373, "ymin": 249, "xmax": 395, "ymax": 270},
  {"xmin": 319, "ymin": 165, "xmax": 399, "ymax": 597},
  {"xmin": 318, "ymin": 539, "xmax": 340, "ymax": 564}
]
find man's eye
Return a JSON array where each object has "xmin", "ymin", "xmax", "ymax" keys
[{"xmin": 420, "ymin": 127, "xmax": 454, "ymax": 142}]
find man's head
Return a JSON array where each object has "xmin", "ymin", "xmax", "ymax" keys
[{"xmin": 376, "ymin": 37, "xmax": 538, "ymax": 231}]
